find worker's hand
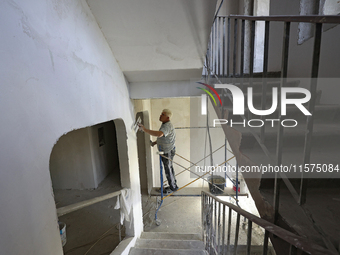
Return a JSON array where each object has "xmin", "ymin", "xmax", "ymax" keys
[
  {"xmin": 138, "ymin": 123, "xmax": 145, "ymax": 132},
  {"xmin": 151, "ymin": 141, "xmax": 157, "ymax": 147}
]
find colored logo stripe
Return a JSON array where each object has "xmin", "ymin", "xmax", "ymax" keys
[
  {"xmin": 196, "ymin": 82, "xmax": 222, "ymax": 106},
  {"xmin": 197, "ymin": 87, "xmax": 217, "ymax": 106}
]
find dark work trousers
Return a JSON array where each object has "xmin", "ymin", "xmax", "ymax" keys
[{"xmin": 161, "ymin": 147, "xmax": 178, "ymax": 191}]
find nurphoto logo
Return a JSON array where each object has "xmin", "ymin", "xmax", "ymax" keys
[{"xmin": 198, "ymin": 83, "xmax": 312, "ymax": 128}]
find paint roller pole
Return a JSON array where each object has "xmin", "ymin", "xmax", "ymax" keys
[{"xmin": 155, "ymin": 149, "xmax": 164, "ymax": 226}]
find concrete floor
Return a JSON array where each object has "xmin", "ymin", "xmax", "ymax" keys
[{"xmin": 54, "ymin": 170, "xmax": 124, "ymax": 255}]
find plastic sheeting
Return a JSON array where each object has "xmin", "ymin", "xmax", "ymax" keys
[{"xmin": 114, "ymin": 188, "xmax": 132, "ymax": 225}]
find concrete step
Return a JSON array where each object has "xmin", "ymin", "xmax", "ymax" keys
[
  {"xmin": 140, "ymin": 232, "xmax": 202, "ymax": 241},
  {"xmin": 135, "ymin": 239, "xmax": 205, "ymax": 250},
  {"xmin": 129, "ymin": 247, "xmax": 208, "ymax": 255}
]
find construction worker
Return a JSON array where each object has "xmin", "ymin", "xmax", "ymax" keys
[{"xmin": 138, "ymin": 109, "xmax": 179, "ymax": 193}]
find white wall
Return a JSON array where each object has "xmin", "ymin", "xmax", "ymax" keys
[{"xmin": 0, "ymin": 1, "xmax": 142, "ymax": 254}]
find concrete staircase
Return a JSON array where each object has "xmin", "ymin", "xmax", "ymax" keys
[{"xmin": 129, "ymin": 232, "xmax": 208, "ymax": 255}]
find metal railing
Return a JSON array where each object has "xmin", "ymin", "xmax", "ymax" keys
[
  {"xmin": 56, "ymin": 188, "xmax": 125, "ymax": 241},
  {"xmin": 204, "ymin": 14, "xmax": 340, "ymax": 220},
  {"xmin": 202, "ymin": 191, "xmax": 338, "ymax": 255}
]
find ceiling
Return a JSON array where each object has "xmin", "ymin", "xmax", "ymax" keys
[{"xmin": 86, "ymin": 0, "xmax": 218, "ymax": 82}]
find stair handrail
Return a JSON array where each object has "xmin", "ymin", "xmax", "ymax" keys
[
  {"xmin": 202, "ymin": 191, "xmax": 338, "ymax": 255},
  {"xmin": 225, "ymin": 14, "xmax": 340, "ymax": 23}
]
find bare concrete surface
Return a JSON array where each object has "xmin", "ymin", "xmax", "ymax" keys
[{"xmin": 54, "ymin": 170, "xmax": 124, "ymax": 255}]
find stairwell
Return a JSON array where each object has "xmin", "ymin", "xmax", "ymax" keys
[
  {"xmin": 202, "ymin": 13, "xmax": 340, "ymax": 254},
  {"xmin": 207, "ymin": 75, "xmax": 340, "ymax": 253}
]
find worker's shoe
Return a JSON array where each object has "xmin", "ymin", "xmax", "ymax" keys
[
  {"xmin": 170, "ymin": 186, "xmax": 179, "ymax": 192},
  {"xmin": 157, "ymin": 186, "xmax": 171, "ymax": 194}
]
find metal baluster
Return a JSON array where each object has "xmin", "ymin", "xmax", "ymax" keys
[
  {"xmin": 210, "ymin": 26, "xmax": 213, "ymax": 75},
  {"xmin": 262, "ymin": 230, "xmax": 269, "ymax": 255},
  {"xmin": 300, "ymin": 22, "xmax": 323, "ymax": 205},
  {"xmin": 214, "ymin": 200, "xmax": 217, "ymax": 252},
  {"xmin": 246, "ymin": 220, "xmax": 252, "ymax": 255},
  {"xmin": 260, "ymin": 21, "xmax": 270, "ymax": 144},
  {"xmin": 212, "ymin": 22, "xmax": 215, "ymax": 75},
  {"xmin": 223, "ymin": 17, "xmax": 226, "ymax": 77},
  {"xmin": 233, "ymin": 19, "xmax": 238, "ymax": 80},
  {"xmin": 215, "ymin": 19, "xmax": 218, "ymax": 75},
  {"xmin": 117, "ymin": 222, "xmax": 121, "ymax": 242},
  {"xmin": 218, "ymin": 202, "xmax": 221, "ymax": 253},
  {"xmin": 248, "ymin": 20, "xmax": 256, "ymax": 120},
  {"xmin": 210, "ymin": 197, "xmax": 214, "ymax": 253},
  {"xmin": 289, "ymin": 244, "xmax": 297, "ymax": 255},
  {"xmin": 227, "ymin": 18, "xmax": 231, "ymax": 78},
  {"xmin": 218, "ymin": 17, "xmax": 221, "ymax": 76},
  {"xmin": 234, "ymin": 213, "xmax": 241, "ymax": 255},
  {"xmin": 202, "ymin": 193, "xmax": 205, "ymax": 244},
  {"xmin": 274, "ymin": 21, "xmax": 290, "ymax": 224},
  {"xmin": 240, "ymin": 19, "xmax": 245, "ymax": 90},
  {"xmin": 222, "ymin": 205, "xmax": 226, "ymax": 255},
  {"xmin": 226, "ymin": 208, "xmax": 232, "ymax": 253}
]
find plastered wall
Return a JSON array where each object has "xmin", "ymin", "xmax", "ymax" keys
[
  {"xmin": 0, "ymin": 1, "xmax": 142, "ymax": 254},
  {"xmin": 50, "ymin": 127, "xmax": 96, "ymax": 189}
]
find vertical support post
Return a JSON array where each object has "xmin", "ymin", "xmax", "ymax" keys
[
  {"xmin": 234, "ymin": 213, "xmax": 241, "ymax": 255},
  {"xmin": 260, "ymin": 21, "xmax": 270, "ymax": 144},
  {"xmin": 248, "ymin": 20, "xmax": 256, "ymax": 120},
  {"xmin": 118, "ymin": 223, "xmax": 121, "ymax": 242},
  {"xmin": 215, "ymin": 19, "xmax": 218, "ymax": 75},
  {"xmin": 300, "ymin": 23, "xmax": 323, "ymax": 205},
  {"xmin": 202, "ymin": 192, "xmax": 204, "ymax": 242},
  {"xmin": 274, "ymin": 22, "xmax": 290, "ymax": 224},
  {"xmin": 210, "ymin": 26, "xmax": 213, "ymax": 75},
  {"xmin": 210, "ymin": 197, "xmax": 214, "ymax": 253},
  {"xmin": 262, "ymin": 230, "xmax": 269, "ymax": 255},
  {"xmin": 218, "ymin": 17, "xmax": 221, "ymax": 76},
  {"xmin": 233, "ymin": 19, "xmax": 238, "ymax": 79},
  {"xmin": 218, "ymin": 202, "xmax": 221, "ymax": 253},
  {"xmin": 240, "ymin": 19, "xmax": 245, "ymax": 90},
  {"xmin": 289, "ymin": 245, "xmax": 297, "ymax": 255},
  {"xmin": 227, "ymin": 18, "xmax": 231, "ymax": 78},
  {"xmin": 226, "ymin": 208, "xmax": 232, "ymax": 253},
  {"xmin": 223, "ymin": 17, "xmax": 226, "ymax": 77},
  {"xmin": 222, "ymin": 204, "xmax": 226, "ymax": 255},
  {"xmin": 225, "ymin": 138, "xmax": 227, "ymax": 186},
  {"xmin": 246, "ymin": 220, "xmax": 252, "ymax": 255},
  {"xmin": 212, "ymin": 21, "xmax": 215, "ymax": 74},
  {"xmin": 214, "ymin": 200, "xmax": 217, "ymax": 250}
]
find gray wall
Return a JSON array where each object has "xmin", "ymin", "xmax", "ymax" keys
[
  {"xmin": 50, "ymin": 121, "xmax": 119, "ymax": 190},
  {"xmin": 90, "ymin": 121, "xmax": 120, "ymax": 187},
  {"xmin": 50, "ymin": 127, "xmax": 95, "ymax": 189}
]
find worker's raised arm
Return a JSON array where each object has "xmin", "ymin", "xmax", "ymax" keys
[{"xmin": 138, "ymin": 124, "xmax": 164, "ymax": 137}]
